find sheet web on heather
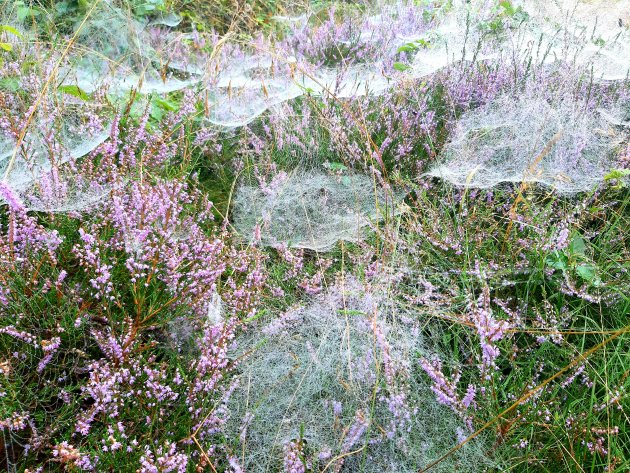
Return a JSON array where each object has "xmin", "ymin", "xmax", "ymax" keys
[
  {"xmin": 426, "ymin": 89, "xmax": 629, "ymax": 193},
  {"xmin": 233, "ymin": 171, "xmax": 400, "ymax": 250},
  {"xmin": 64, "ymin": 0, "xmax": 200, "ymax": 94},
  {"xmin": 0, "ymin": 94, "xmax": 110, "ymax": 201},
  {"xmin": 227, "ymin": 277, "xmax": 492, "ymax": 472}
]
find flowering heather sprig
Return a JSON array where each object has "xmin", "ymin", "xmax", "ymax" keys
[
  {"xmin": 75, "ymin": 359, "xmax": 127, "ymax": 435},
  {"xmin": 51, "ymin": 441, "xmax": 95, "ymax": 469},
  {"xmin": 0, "ymin": 180, "xmax": 24, "ymax": 210},
  {"xmin": 0, "ymin": 325, "xmax": 38, "ymax": 347},
  {"xmin": 544, "ymin": 225, "xmax": 571, "ymax": 252},
  {"xmin": 468, "ymin": 286, "xmax": 511, "ymax": 379},
  {"xmin": 418, "ymin": 356, "xmax": 476, "ymax": 430},
  {"xmin": 558, "ymin": 271, "xmax": 612, "ymax": 305},
  {"xmin": 531, "ymin": 301, "xmax": 567, "ymax": 345},
  {"xmin": 187, "ymin": 319, "xmax": 238, "ymax": 439},
  {"xmin": 276, "ymin": 243, "xmax": 304, "ymax": 280},
  {"xmin": 560, "ymin": 364, "xmax": 591, "ymax": 389},
  {"xmin": 0, "ymin": 284, "xmax": 8, "ymax": 307},
  {"xmin": 222, "ymin": 247, "xmax": 268, "ymax": 316},
  {"xmin": 0, "ymin": 412, "xmax": 29, "ymax": 432},
  {"xmin": 262, "ymin": 305, "xmax": 304, "ymax": 336},
  {"xmin": 583, "ymin": 437, "xmax": 608, "ymax": 456},
  {"xmin": 342, "ymin": 410, "xmax": 369, "ymax": 452},
  {"xmin": 76, "ymin": 325, "xmax": 178, "ymax": 436},
  {"xmin": 283, "ymin": 440, "xmax": 307, "ymax": 473},
  {"xmin": 0, "ymin": 182, "xmax": 62, "ymax": 274},
  {"xmin": 139, "ymin": 441, "xmax": 189, "ymax": 473},
  {"xmin": 36, "ymin": 336, "xmax": 61, "ymax": 373},
  {"xmin": 72, "ymin": 178, "xmax": 229, "ymax": 315},
  {"xmin": 239, "ymin": 412, "xmax": 254, "ymax": 443},
  {"xmin": 298, "ymin": 258, "xmax": 332, "ymax": 295},
  {"xmin": 372, "ymin": 317, "xmax": 414, "ymax": 437},
  {"xmin": 595, "ymin": 386, "xmax": 625, "ymax": 412},
  {"xmin": 227, "ymin": 455, "xmax": 246, "ymax": 473},
  {"xmin": 257, "ymin": 169, "xmax": 289, "ymax": 198},
  {"xmin": 73, "ymin": 227, "xmax": 114, "ymax": 300}
]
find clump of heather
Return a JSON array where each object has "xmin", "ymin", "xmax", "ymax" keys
[
  {"xmin": 398, "ymin": 179, "xmax": 630, "ymax": 470},
  {"xmin": 0, "ymin": 98, "xmax": 269, "ymax": 472}
]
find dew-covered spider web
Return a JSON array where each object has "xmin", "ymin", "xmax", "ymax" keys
[
  {"xmin": 62, "ymin": 0, "xmax": 199, "ymax": 94},
  {"xmin": 0, "ymin": 111, "xmax": 110, "ymax": 193},
  {"xmin": 226, "ymin": 277, "xmax": 493, "ymax": 472},
  {"xmin": 233, "ymin": 171, "xmax": 400, "ymax": 250},
  {"xmin": 426, "ymin": 89, "xmax": 629, "ymax": 193},
  {"xmin": 2, "ymin": 0, "xmax": 629, "ymax": 209}
]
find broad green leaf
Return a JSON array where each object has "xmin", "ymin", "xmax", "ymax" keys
[
  {"xmin": 150, "ymin": 102, "xmax": 164, "ymax": 121},
  {"xmin": 576, "ymin": 264, "xmax": 599, "ymax": 285},
  {"xmin": 1, "ymin": 25, "xmax": 23, "ymax": 38},
  {"xmin": 499, "ymin": 0, "xmax": 516, "ymax": 16},
  {"xmin": 58, "ymin": 85, "xmax": 90, "ymax": 101},
  {"xmin": 55, "ymin": 1, "xmax": 71, "ymax": 15},
  {"xmin": 152, "ymin": 96, "xmax": 178, "ymax": 111},
  {"xmin": 0, "ymin": 42, "xmax": 11, "ymax": 52},
  {"xmin": 545, "ymin": 253, "xmax": 568, "ymax": 270},
  {"xmin": 337, "ymin": 309, "xmax": 365, "ymax": 316},
  {"xmin": 326, "ymin": 162, "xmax": 347, "ymax": 172},
  {"xmin": 569, "ymin": 236, "xmax": 586, "ymax": 256},
  {"xmin": 0, "ymin": 77, "xmax": 19, "ymax": 92},
  {"xmin": 397, "ymin": 43, "xmax": 418, "ymax": 53},
  {"xmin": 17, "ymin": 6, "xmax": 40, "ymax": 22},
  {"xmin": 393, "ymin": 62, "xmax": 411, "ymax": 72}
]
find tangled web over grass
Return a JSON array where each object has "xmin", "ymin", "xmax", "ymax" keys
[{"xmin": 227, "ymin": 276, "xmax": 493, "ymax": 472}]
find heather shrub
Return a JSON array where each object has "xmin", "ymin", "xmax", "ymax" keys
[{"xmin": 0, "ymin": 97, "xmax": 267, "ymax": 471}]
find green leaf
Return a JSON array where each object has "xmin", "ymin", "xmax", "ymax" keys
[
  {"xmin": 55, "ymin": 1, "xmax": 71, "ymax": 15},
  {"xmin": 337, "ymin": 309, "xmax": 365, "ymax": 316},
  {"xmin": 150, "ymin": 102, "xmax": 164, "ymax": 121},
  {"xmin": 244, "ymin": 309, "xmax": 267, "ymax": 324},
  {"xmin": 152, "ymin": 96, "xmax": 178, "ymax": 112},
  {"xmin": 150, "ymin": 96, "xmax": 179, "ymax": 121},
  {"xmin": 0, "ymin": 42, "xmax": 12, "ymax": 52},
  {"xmin": 499, "ymin": 0, "xmax": 516, "ymax": 16},
  {"xmin": 393, "ymin": 62, "xmax": 411, "ymax": 72},
  {"xmin": 16, "ymin": 6, "xmax": 40, "ymax": 22},
  {"xmin": 326, "ymin": 162, "xmax": 348, "ymax": 172},
  {"xmin": 58, "ymin": 85, "xmax": 90, "ymax": 101},
  {"xmin": 397, "ymin": 43, "xmax": 418, "ymax": 53},
  {"xmin": 604, "ymin": 168, "xmax": 630, "ymax": 181},
  {"xmin": 576, "ymin": 264, "xmax": 599, "ymax": 285},
  {"xmin": 545, "ymin": 253, "xmax": 568, "ymax": 271},
  {"xmin": 0, "ymin": 77, "xmax": 19, "ymax": 92},
  {"xmin": 569, "ymin": 236, "xmax": 586, "ymax": 256},
  {"xmin": 1, "ymin": 25, "xmax": 23, "ymax": 38}
]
